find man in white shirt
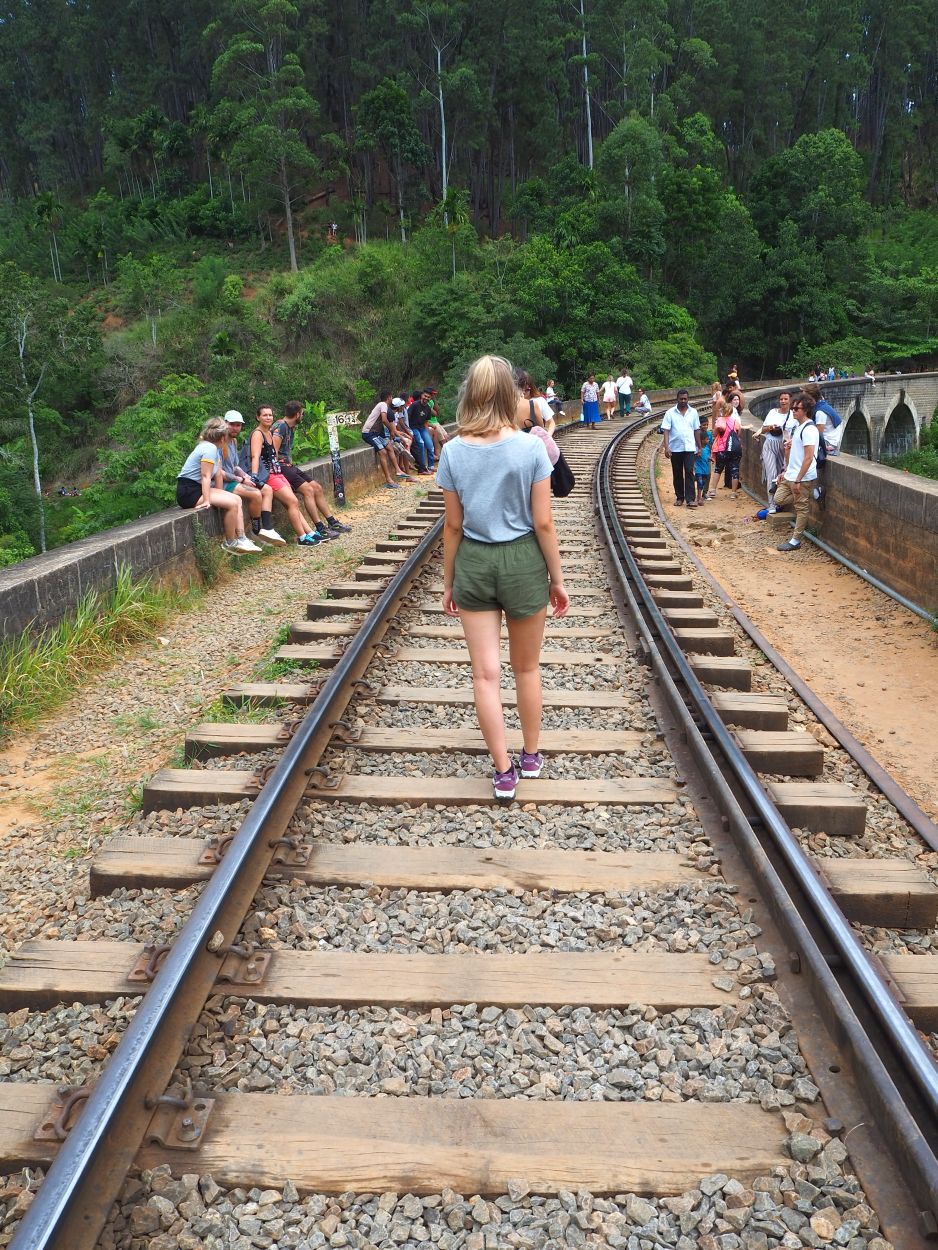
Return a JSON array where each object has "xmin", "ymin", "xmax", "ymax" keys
[
  {"xmin": 773, "ymin": 392, "xmax": 818, "ymax": 552},
  {"xmin": 661, "ymin": 389, "xmax": 702, "ymax": 508},
  {"xmin": 635, "ymin": 388, "xmax": 652, "ymax": 415},
  {"xmin": 616, "ymin": 371, "xmax": 633, "ymax": 417}
]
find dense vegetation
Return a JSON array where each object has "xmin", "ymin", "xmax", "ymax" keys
[
  {"xmin": 1, "ymin": 0, "xmax": 937, "ymax": 560},
  {"xmin": 886, "ymin": 407, "xmax": 938, "ymax": 481}
]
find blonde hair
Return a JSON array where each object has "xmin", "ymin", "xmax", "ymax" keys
[
  {"xmin": 200, "ymin": 417, "xmax": 229, "ymax": 444},
  {"xmin": 456, "ymin": 355, "xmax": 519, "ymax": 436}
]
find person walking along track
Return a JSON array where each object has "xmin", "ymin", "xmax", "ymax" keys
[{"xmin": 438, "ymin": 355, "xmax": 570, "ymax": 799}]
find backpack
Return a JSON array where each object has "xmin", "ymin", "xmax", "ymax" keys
[
  {"xmin": 551, "ymin": 451, "xmax": 575, "ymax": 497},
  {"xmin": 725, "ymin": 425, "xmax": 742, "ymax": 458},
  {"xmin": 798, "ymin": 419, "xmax": 826, "ymax": 468}
]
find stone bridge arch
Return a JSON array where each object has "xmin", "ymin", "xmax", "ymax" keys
[
  {"xmin": 841, "ymin": 401, "xmax": 872, "ymax": 459},
  {"xmin": 880, "ymin": 392, "xmax": 919, "ymax": 460}
]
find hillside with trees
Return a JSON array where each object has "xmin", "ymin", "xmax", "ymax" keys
[{"xmin": 1, "ymin": 0, "xmax": 936, "ymax": 560}]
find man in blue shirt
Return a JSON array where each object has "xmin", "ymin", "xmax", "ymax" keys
[{"xmin": 661, "ymin": 389, "xmax": 702, "ymax": 508}]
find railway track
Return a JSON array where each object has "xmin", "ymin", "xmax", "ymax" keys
[{"xmin": 1, "ymin": 409, "xmax": 937, "ymax": 1249}]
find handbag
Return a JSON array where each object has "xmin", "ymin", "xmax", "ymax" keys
[{"xmin": 551, "ymin": 451, "xmax": 575, "ymax": 497}]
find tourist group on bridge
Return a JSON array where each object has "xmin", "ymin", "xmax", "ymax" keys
[{"xmin": 657, "ymin": 373, "xmax": 846, "ymax": 552}]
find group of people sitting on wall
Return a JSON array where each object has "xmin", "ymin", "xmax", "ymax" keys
[
  {"xmin": 360, "ymin": 387, "xmax": 451, "ymax": 487},
  {"xmin": 175, "ymin": 402, "xmax": 352, "ymax": 552}
]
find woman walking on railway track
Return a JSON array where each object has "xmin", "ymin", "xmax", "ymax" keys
[
  {"xmin": 580, "ymin": 374, "xmax": 601, "ymax": 427},
  {"xmin": 176, "ymin": 418, "xmax": 262, "ymax": 553},
  {"xmin": 438, "ymin": 355, "xmax": 570, "ymax": 801},
  {"xmin": 514, "ymin": 369, "xmax": 557, "ymax": 435}
]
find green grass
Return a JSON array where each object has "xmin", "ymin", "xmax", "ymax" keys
[
  {"xmin": 201, "ymin": 696, "xmax": 275, "ymax": 724},
  {"xmin": 37, "ymin": 754, "xmax": 112, "ymax": 820},
  {"xmin": 112, "ymin": 708, "xmax": 162, "ymax": 733},
  {"xmin": 0, "ymin": 567, "xmax": 188, "ymax": 742}
]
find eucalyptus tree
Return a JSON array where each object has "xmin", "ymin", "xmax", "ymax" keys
[
  {"xmin": 356, "ymin": 79, "xmax": 430, "ymax": 242},
  {"xmin": 205, "ymin": 0, "xmax": 320, "ymax": 271}
]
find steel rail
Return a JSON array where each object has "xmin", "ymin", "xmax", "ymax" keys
[
  {"xmin": 650, "ymin": 454, "xmax": 938, "ymax": 854},
  {"xmin": 10, "ymin": 513, "xmax": 445, "ymax": 1250},
  {"xmin": 595, "ymin": 416, "xmax": 938, "ymax": 1228}
]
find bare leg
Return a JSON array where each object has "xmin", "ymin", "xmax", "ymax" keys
[
  {"xmin": 505, "ymin": 608, "xmax": 547, "ymax": 754},
  {"xmin": 299, "ymin": 482, "xmax": 323, "ymax": 523},
  {"xmin": 208, "ymin": 489, "xmax": 243, "ymax": 539},
  {"xmin": 459, "ymin": 609, "xmax": 510, "ymax": 772},
  {"xmin": 275, "ymin": 483, "xmax": 313, "ymax": 536},
  {"xmin": 376, "ymin": 448, "xmax": 396, "ymax": 485},
  {"xmin": 235, "ymin": 483, "xmax": 262, "ymax": 519}
]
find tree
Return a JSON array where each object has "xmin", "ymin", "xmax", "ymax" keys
[
  {"xmin": 34, "ymin": 193, "xmax": 64, "ymax": 282},
  {"xmin": 356, "ymin": 79, "xmax": 430, "ymax": 242},
  {"xmin": 596, "ymin": 115, "xmax": 665, "ymax": 268},
  {"xmin": 116, "ymin": 254, "xmax": 184, "ymax": 346},
  {"xmin": 0, "ymin": 265, "xmax": 98, "ymax": 552},
  {"xmin": 206, "ymin": 0, "xmax": 319, "ymax": 271},
  {"xmin": 401, "ymin": 0, "xmax": 468, "ymax": 212}
]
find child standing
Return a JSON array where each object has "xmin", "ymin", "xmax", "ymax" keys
[{"xmin": 694, "ymin": 415, "xmax": 713, "ymax": 505}]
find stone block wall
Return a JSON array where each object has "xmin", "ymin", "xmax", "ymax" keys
[{"xmin": 0, "ymin": 439, "xmax": 394, "ymax": 642}]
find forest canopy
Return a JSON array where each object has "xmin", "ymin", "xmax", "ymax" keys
[{"xmin": 0, "ymin": 0, "xmax": 937, "ymax": 556}]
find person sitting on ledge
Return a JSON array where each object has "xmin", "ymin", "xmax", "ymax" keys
[
  {"xmin": 221, "ymin": 410, "xmax": 285, "ymax": 545},
  {"xmin": 176, "ymin": 417, "xmax": 262, "ymax": 554},
  {"xmin": 273, "ymin": 401, "xmax": 352, "ymax": 539}
]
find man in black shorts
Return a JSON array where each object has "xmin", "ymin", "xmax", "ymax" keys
[{"xmin": 272, "ymin": 401, "xmax": 352, "ymax": 538}]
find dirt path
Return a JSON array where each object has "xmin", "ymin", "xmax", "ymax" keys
[{"xmin": 651, "ymin": 454, "xmax": 938, "ymax": 821}]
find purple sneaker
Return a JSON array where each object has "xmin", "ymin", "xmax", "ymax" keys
[
  {"xmin": 520, "ymin": 749, "xmax": 544, "ymax": 779},
  {"xmin": 493, "ymin": 760, "xmax": 518, "ymax": 801}
]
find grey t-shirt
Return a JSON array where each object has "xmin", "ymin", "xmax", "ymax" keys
[
  {"xmin": 272, "ymin": 419, "xmax": 294, "ymax": 461},
  {"xmin": 436, "ymin": 432, "xmax": 553, "ymax": 543},
  {"xmin": 178, "ymin": 440, "xmax": 222, "ymax": 483}
]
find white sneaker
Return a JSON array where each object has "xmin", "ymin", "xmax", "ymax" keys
[
  {"xmin": 234, "ymin": 536, "xmax": 262, "ymax": 553},
  {"xmin": 257, "ymin": 527, "xmax": 286, "ymax": 545}
]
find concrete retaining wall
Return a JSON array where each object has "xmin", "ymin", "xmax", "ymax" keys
[
  {"xmin": 0, "ymin": 438, "xmax": 395, "ymax": 642},
  {"xmin": 738, "ymin": 422, "xmax": 938, "ymax": 615}
]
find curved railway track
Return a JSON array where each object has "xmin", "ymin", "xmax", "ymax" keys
[{"xmin": 1, "ymin": 406, "xmax": 937, "ymax": 1249}]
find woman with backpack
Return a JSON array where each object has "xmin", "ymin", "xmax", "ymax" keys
[
  {"xmin": 721, "ymin": 392, "xmax": 745, "ymax": 501},
  {"xmin": 438, "ymin": 355, "xmax": 569, "ymax": 801},
  {"xmin": 514, "ymin": 370, "xmax": 556, "ymax": 435}
]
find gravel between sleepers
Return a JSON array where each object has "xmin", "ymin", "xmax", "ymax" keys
[
  {"xmin": 294, "ymin": 799, "xmax": 707, "ymax": 854},
  {"xmin": 1, "ymin": 1152, "xmax": 892, "ymax": 1250}
]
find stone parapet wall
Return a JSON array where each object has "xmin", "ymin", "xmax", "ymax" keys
[{"xmin": 0, "ymin": 438, "xmax": 393, "ymax": 642}]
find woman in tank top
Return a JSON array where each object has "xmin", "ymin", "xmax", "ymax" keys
[{"xmin": 437, "ymin": 355, "xmax": 570, "ymax": 801}]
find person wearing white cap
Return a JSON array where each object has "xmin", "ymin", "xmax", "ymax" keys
[
  {"xmin": 221, "ymin": 411, "xmax": 286, "ymax": 544},
  {"xmin": 388, "ymin": 397, "xmax": 417, "ymax": 471},
  {"xmin": 175, "ymin": 417, "xmax": 262, "ymax": 554}
]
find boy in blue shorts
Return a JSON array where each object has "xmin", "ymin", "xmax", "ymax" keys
[{"xmin": 694, "ymin": 415, "xmax": 713, "ymax": 505}]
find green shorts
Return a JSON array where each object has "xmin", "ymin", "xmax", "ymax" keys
[
  {"xmin": 224, "ymin": 481, "xmax": 238, "ymax": 492},
  {"xmin": 454, "ymin": 533, "xmax": 549, "ymax": 618}
]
